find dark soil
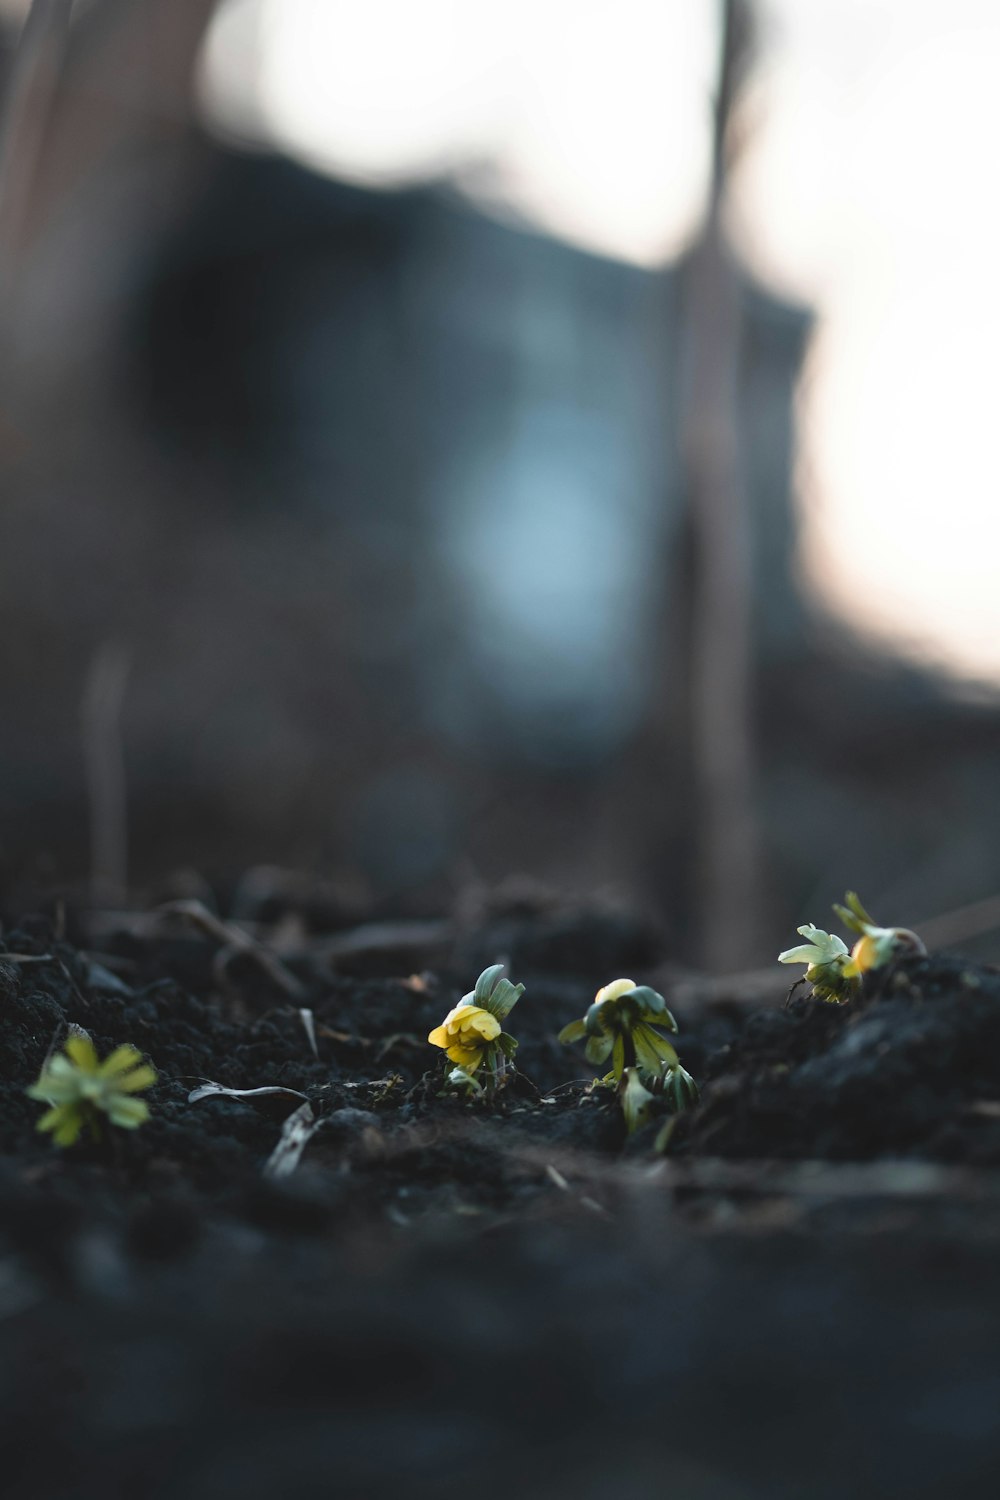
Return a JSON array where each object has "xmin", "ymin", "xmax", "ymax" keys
[{"xmin": 3, "ymin": 893, "xmax": 1000, "ymax": 1499}]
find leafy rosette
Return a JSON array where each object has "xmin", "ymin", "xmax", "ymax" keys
[{"xmin": 27, "ymin": 1032, "xmax": 156, "ymax": 1147}]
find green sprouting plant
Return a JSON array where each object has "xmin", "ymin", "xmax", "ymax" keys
[
  {"xmin": 619, "ymin": 1067, "xmax": 657, "ymax": 1135},
  {"xmin": 779, "ymin": 890, "xmax": 927, "ymax": 1003},
  {"xmin": 559, "ymin": 978, "xmax": 679, "ymax": 1080},
  {"xmin": 833, "ymin": 890, "xmax": 927, "ymax": 972},
  {"xmin": 777, "ymin": 922, "xmax": 858, "ymax": 1003},
  {"xmin": 428, "ymin": 964, "xmax": 523, "ymax": 1093},
  {"xmin": 559, "ymin": 978, "xmax": 699, "ymax": 1131},
  {"xmin": 26, "ymin": 1033, "xmax": 157, "ymax": 1146}
]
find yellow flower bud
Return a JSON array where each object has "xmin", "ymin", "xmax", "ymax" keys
[
  {"xmin": 427, "ymin": 1003, "xmax": 501, "ymax": 1072},
  {"xmin": 848, "ymin": 933, "xmax": 880, "ymax": 974},
  {"xmin": 594, "ymin": 978, "xmax": 638, "ymax": 1006}
]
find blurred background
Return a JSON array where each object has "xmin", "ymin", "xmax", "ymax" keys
[{"xmin": 1, "ymin": 0, "xmax": 999, "ymax": 968}]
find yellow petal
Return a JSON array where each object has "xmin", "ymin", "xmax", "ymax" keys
[
  {"xmin": 849, "ymin": 934, "xmax": 879, "ymax": 974},
  {"xmin": 47, "ymin": 1106, "xmax": 85, "ymax": 1147},
  {"xmin": 98, "ymin": 1045, "xmax": 144, "ymax": 1077},
  {"xmin": 594, "ymin": 978, "xmax": 637, "ymax": 1006},
  {"xmin": 428, "ymin": 1026, "xmax": 450, "ymax": 1049},
  {"xmin": 457, "ymin": 1008, "xmax": 500, "ymax": 1040},
  {"xmin": 35, "ymin": 1105, "xmax": 66, "ymax": 1133},
  {"xmin": 446, "ymin": 1042, "xmax": 483, "ymax": 1071},
  {"xmin": 64, "ymin": 1035, "xmax": 99, "ymax": 1072},
  {"xmin": 107, "ymin": 1098, "xmax": 150, "ymax": 1128},
  {"xmin": 116, "ymin": 1065, "xmax": 157, "ymax": 1094}
]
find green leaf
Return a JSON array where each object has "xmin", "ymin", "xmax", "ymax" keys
[
  {"xmin": 474, "ymin": 963, "xmax": 505, "ymax": 999},
  {"xmin": 474, "ymin": 964, "xmax": 525, "ymax": 1020},
  {"xmin": 626, "ymin": 986, "xmax": 666, "ymax": 1018},
  {"xmin": 611, "ymin": 1034, "xmax": 626, "ymax": 1080},
  {"xmin": 653, "ymin": 1115, "xmax": 681, "ymax": 1155},
  {"xmin": 619, "ymin": 1068, "xmax": 655, "ymax": 1135},
  {"xmin": 633, "ymin": 1023, "xmax": 679, "ymax": 1075},
  {"xmin": 496, "ymin": 1032, "xmax": 519, "ymax": 1059},
  {"xmin": 834, "ymin": 891, "xmax": 877, "ymax": 935},
  {"xmin": 585, "ymin": 1033, "xmax": 614, "ymax": 1066},
  {"xmin": 584, "ymin": 1001, "xmax": 609, "ymax": 1037},
  {"xmin": 665, "ymin": 1065, "xmax": 699, "ymax": 1113},
  {"xmin": 444, "ymin": 1066, "xmax": 482, "ymax": 1096},
  {"xmin": 106, "ymin": 1098, "xmax": 150, "ymax": 1129},
  {"xmin": 558, "ymin": 1019, "xmax": 587, "ymax": 1045}
]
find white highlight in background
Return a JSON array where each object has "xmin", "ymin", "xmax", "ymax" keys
[{"xmin": 200, "ymin": 0, "xmax": 1000, "ymax": 686}]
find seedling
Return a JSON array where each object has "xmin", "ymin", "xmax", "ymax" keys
[
  {"xmin": 27, "ymin": 1032, "xmax": 156, "ymax": 1146},
  {"xmin": 559, "ymin": 978, "xmax": 699, "ymax": 1129},
  {"xmin": 833, "ymin": 890, "xmax": 927, "ymax": 972},
  {"xmin": 777, "ymin": 923, "xmax": 858, "ymax": 1003},
  {"xmin": 428, "ymin": 963, "xmax": 523, "ymax": 1094},
  {"xmin": 619, "ymin": 1067, "xmax": 656, "ymax": 1135},
  {"xmin": 618, "ymin": 1062, "xmax": 700, "ymax": 1135},
  {"xmin": 779, "ymin": 890, "xmax": 927, "ymax": 1003},
  {"xmin": 559, "ymin": 978, "xmax": 680, "ymax": 1080}
]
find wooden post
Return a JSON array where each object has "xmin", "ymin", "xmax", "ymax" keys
[{"xmin": 681, "ymin": 0, "xmax": 759, "ymax": 969}]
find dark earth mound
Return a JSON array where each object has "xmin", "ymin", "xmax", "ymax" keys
[{"xmin": 2, "ymin": 893, "xmax": 1000, "ymax": 1498}]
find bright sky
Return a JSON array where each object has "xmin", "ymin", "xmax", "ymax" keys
[{"xmin": 199, "ymin": 0, "xmax": 1000, "ymax": 685}]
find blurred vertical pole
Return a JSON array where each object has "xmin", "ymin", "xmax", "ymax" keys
[
  {"xmin": 681, "ymin": 0, "xmax": 757, "ymax": 970},
  {"xmin": 82, "ymin": 642, "xmax": 131, "ymax": 908},
  {"xmin": 0, "ymin": 0, "xmax": 72, "ymax": 283}
]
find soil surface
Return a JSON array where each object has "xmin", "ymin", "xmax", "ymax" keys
[{"xmin": 2, "ymin": 891, "xmax": 1000, "ymax": 1498}]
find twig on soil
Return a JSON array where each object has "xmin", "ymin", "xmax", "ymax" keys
[
  {"xmin": 4, "ymin": 951, "xmax": 92, "ymax": 1014},
  {"xmin": 158, "ymin": 899, "xmax": 307, "ymax": 1001},
  {"xmin": 298, "ymin": 1007, "xmax": 319, "ymax": 1059},
  {"xmin": 316, "ymin": 919, "xmax": 452, "ymax": 971},
  {"xmin": 263, "ymin": 1102, "xmax": 321, "ymax": 1179},
  {"xmin": 187, "ymin": 1081, "xmax": 309, "ymax": 1108},
  {"xmin": 544, "ymin": 1162, "xmax": 611, "ymax": 1218}
]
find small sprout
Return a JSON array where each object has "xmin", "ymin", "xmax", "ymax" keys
[
  {"xmin": 428, "ymin": 963, "xmax": 523, "ymax": 1091},
  {"xmin": 558, "ymin": 977, "xmax": 680, "ymax": 1082},
  {"xmin": 833, "ymin": 890, "xmax": 927, "ymax": 976},
  {"xmin": 779, "ymin": 891, "xmax": 927, "ymax": 1003},
  {"xmin": 661, "ymin": 1061, "xmax": 700, "ymax": 1113},
  {"xmin": 441, "ymin": 1065, "xmax": 483, "ymax": 1097},
  {"xmin": 561, "ymin": 978, "xmax": 699, "ymax": 1131},
  {"xmin": 619, "ymin": 1062, "xmax": 700, "ymax": 1136},
  {"xmin": 620, "ymin": 1067, "xmax": 656, "ymax": 1134},
  {"xmin": 27, "ymin": 1034, "xmax": 156, "ymax": 1147},
  {"xmin": 778, "ymin": 923, "xmax": 858, "ymax": 1003}
]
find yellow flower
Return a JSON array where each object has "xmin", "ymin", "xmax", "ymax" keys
[
  {"xmin": 27, "ymin": 1033, "xmax": 157, "ymax": 1147},
  {"xmin": 834, "ymin": 892, "xmax": 926, "ymax": 979},
  {"xmin": 844, "ymin": 930, "xmax": 895, "ymax": 977},
  {"xmin": 428, "ymin": 1003, "xmax": 501, "ymax": 1072}
]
